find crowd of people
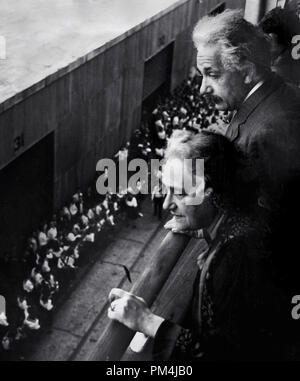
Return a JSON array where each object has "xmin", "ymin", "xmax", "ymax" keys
[{"xmin": 0, "ymin": 167, "xmax": 151, "ymax": 356}]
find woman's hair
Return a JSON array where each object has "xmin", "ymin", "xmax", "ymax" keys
[
  {"xmin": 165, "ymin": 130, "xmax": 236, "ymax": 205},
  {"xmin": 193, "ymin": 9, "xmax": 271, "ymax": 74}
]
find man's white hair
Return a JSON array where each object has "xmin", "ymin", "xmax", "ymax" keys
[{"xmin": 193, "ymin": 9, "xmax": 271, "ymax": 73}]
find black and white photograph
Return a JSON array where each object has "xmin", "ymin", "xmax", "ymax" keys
[{"xmin": 1, "ymin": 0, "xmax": 300, "ymax": 364}]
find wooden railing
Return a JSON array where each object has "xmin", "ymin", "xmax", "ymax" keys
[{"xmin": 88, "ymin": 231, "xmax": 208, "ymax": 361}]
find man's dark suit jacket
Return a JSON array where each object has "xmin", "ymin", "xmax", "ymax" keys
[
  {"xmin": 226, "ymin": 74, "xmax": 300, "ymax": 211},
  {"xmin": 226, "ymin": 74, "xmax": 300, "ymax": 291}
]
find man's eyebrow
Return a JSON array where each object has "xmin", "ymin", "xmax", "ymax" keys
[
  {"xmin": 196, "ymin": 67, "xmax": 203, "ymax": 76},
  {"xmin": 197, "ymin": 66, "xmax": 217, "ymax": 76},
  {"xmin": 203, "ymin": 67, "xmax": 218, "ymax": 74}
]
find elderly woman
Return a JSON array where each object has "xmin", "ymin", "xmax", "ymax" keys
[{"xmin": 108, "ymin": 130, "xmax": 291, "ymax": 361}]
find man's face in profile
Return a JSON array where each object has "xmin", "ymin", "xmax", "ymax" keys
[{"xmin": 197, "ymin": 44, "xmax": 249, "ymax": 111}]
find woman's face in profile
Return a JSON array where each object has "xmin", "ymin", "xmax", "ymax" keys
[{"xmin": 162, "ymin": 158, "xmax": 214, "ymax": 231}]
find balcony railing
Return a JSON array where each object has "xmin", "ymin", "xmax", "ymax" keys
[{"xmin": 88, "ymin": 230, "xmax": 208, "ymax": 361}]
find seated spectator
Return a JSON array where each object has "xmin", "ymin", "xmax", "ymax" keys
[
  {"xmin": 52, "ymin": 236, "xmax": 64, "ymax": 259},
  {"xmin": 22, "ymin": 278, "xmax": 34, "ymax": 293},
  {"xmin": 87, "ymin": 208, "xmax": 95, "ymax": 221},
  {"xmin": 110, "ymin": 194, "xmax": 120, "ymax": 213},
  {"xmin": 162, "ymin": 110, "xmax": 170, "ymax": 122},
  {"xmin": 57, "ymin": 248, "xmax": 77, "ymax": 270},
  {"xmin": 37, "ymin": 224, "xmax": 48, "ymax": 248},
  {"xmin": 30, "ymin": 267, "xmax": 44, "ymax": 288},
  {"xmin": 17, "ymin": 296, "xmax": 40, "ymax": 331},
  {"xmin": 172, "ymin": 116, "xmax": 179, "ymax": 128},
  {"xmin": 83, "ymin": 231, "xmax": 95, "ymax": 243},
  {"xmin": 0, "ymin": 312, "xmax": 9, "ymax": 328},
  {"xmin": 144, "ymin": 143, "xmax": 152, "ymax": 159},
  {"xmin": 40, "ymin": 277, "xmax": 55, "ymax": 311},
  {"xmin": 67, "ymin": 229, "xmax": 81, "ymax": 244},
  {"xmin": 46, "ymin": 273, "xmax": 59, "ymax": 297},
  {"xmin": 154, "ymin": 147, "xmax": 164, "ymax": 158},
  {"xmin": 94, "ymin": 204, "xmax": 106, "ymax": 231},
  {"xmin": 62, "ymin": 206, "xmax": 71, "ymax": 224},
  {"xmin": 41, "ymin": 259, "xmax": 51, "ymax": 274},
  {"xmin": 94, "ymin": 203, "xmax": 102, "ymax": 217},
  {"xmin": 114, "ymin": 146, "xmax": 129, "ymax": 162},
  {"xmin": 47, "ymin": 221, "xmax": 57, "ymax": 241},
  {"xmin": 72, "ymin": 189, "xmax": 83, "ymax": 210},
  {"xmin": 2, "ymin": 331, "xmax": 13, "ymax": 351},
  {"xmin": 102, "ymin": 194, "xmax": 110, "ymax": 210},
  {"xmin": 69, "ymin": 200, "xmax": 78, "ymax": 219},
  {"xmin": 79, "ymin": 213, "xmax": 90, "ymax": 232},
  {"xmin": 106, "ymin": 209, "xmax": 115, "ymax": 226},
  {"xmin": 21, "ymin": 279, "xmax": 39, "ymax": 325},
  {"xmin": 28, "ymin": 235, "xmax": 38, "ymax": 253},
  {"xmin": 0, "ymin": 312, "xmax": 9, "ymax": 353},
  {"xmin": 157, "ymin": 126, "xmax": 167, "ymax": 147},
  {"xmin": 46, "ymin": 248, "xmax": 54, "ymax": 261},
  {"xmin": 72, "ymin": 223, "xmax": 81, "ymax": 234},
  {"xmin": 47, "ymin": 221, "xmax": 60, "ymax": 252},
  {"xmin": 179, "ymin": 106, "xmax": 188, "ymax": 116},
  {"xmin": 155, "ymin": 119, "xmax": 164, "ymax": 131}
]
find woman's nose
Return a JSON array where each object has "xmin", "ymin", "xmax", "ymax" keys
[{"xmin": 163, "ymin": 192, "xmax": 175, "ymax": 211}]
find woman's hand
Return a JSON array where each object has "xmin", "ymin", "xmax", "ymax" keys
[
  {"xmin": 164, "ymin": 216, "xmax": 189, "ymax": 232},
  {"xmin": 107, "ymin": 288, "xmax": 164, "ymax": 338},
  {"xmin": 164, "ymin": 217, "xmax": 204, "ymax": 238}
]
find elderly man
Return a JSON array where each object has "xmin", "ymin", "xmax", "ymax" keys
[
  {"xmin": 195, "ymin": 9, "xmax": 300, "ymax": 293},
  {"xmin": 108, "ymin": 130, "xmax": 292, "ymax": 361}
]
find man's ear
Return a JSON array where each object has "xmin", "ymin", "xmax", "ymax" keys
[
  {"xmin": 244, "ymin": 74, "xmax": 251, "ymax": 84},
  {"xmin": 242, "ymin": 62, "xmax": 255, "ymax": 84}
]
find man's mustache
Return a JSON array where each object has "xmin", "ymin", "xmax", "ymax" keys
[{"xmin": 204, "ymin": 93, "xmax": 223, "ymax": 104}]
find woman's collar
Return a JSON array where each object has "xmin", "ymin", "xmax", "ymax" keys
[{"xmin": 204, "ymin": 211, "xmax": 227, "ymax": 244}]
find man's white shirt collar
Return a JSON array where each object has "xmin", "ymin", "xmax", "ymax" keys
[
  {"xmin": 231, "ymin": 81, "xmax": 264, "ymax": 119},
  {"xmin": 243, "ymin": 80, "xmax": 264, "ymax": 103}
]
